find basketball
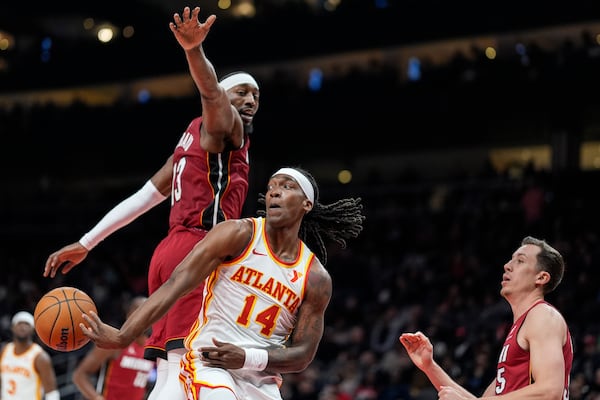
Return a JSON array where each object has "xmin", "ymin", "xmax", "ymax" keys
[{"xmin": 34, "ymin": 286, "xmax": 97, "ymax": 352}]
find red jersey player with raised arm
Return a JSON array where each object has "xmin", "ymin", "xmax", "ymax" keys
[{"xmin": 44, "ymin": 6, "xmax": 259, "ymax": 399}]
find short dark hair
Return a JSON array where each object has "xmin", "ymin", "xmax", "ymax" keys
[{"xmin": 522, "ymin": 236, "xmax": 565, "ymax": 294}]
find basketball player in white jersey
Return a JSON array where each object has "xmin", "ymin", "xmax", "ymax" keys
[
  {"xmin": 80, "ymin": 166, "xmax": 365, "ymax": 400},
  {"xmin": 0, "ymin": 311, "xmax": 60, "ymax": 400}
]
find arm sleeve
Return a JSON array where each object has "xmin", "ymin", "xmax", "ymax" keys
[{"xmin": 79, "ymin": 180, "xmax": 168, "ymax": 250}]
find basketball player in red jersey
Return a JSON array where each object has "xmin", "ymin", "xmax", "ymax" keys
[
  {"xmin": 72, "ymin": 296, "xmax": 154, "ymax": 400},
  {"xmin": 44, "ymin": 6, "xmax": 259, "ymax": 399},
  {"xmin": 400, "ymin": 236, "xmax": 573, "ymax": 399}
]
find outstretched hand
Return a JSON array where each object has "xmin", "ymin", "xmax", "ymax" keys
[
  {"xmin": 399, "ymin": 331, "xmax": 435, "ymax": 370},
  {"xmin": 44, "ymin": 242, "xmax": 89, "ymax": 278},
  {"xmin": 169, "ymin": 6, "xmax": 216, "ymax": 51},
  {"xmin": 80, "ymin": 311, "xmax": 125, "ymax": 350}
]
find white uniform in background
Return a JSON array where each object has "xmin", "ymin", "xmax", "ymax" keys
[{"xmin": 0, "ymin": 342, "xmax": 45, "ymax": 400}]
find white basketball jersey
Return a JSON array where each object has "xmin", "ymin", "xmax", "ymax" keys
[
  {"xmin": 0, "ymin": 342, "xmax": 44, "ymax": 400},
  {"xmin": 184, "ymin": 217, "xmax": 314, "ymax": 380}
]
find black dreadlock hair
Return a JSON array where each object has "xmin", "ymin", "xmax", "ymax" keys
[{"xmin": 257, "ymin": 167, "xmax": 365, "ymax": 265}]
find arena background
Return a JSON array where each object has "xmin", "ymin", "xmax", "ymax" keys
[{"xmin": 2, "ymin": 1, "xmax": 600, "ymax": 399}]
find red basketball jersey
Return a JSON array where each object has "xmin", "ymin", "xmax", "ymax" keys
[
  {"xmin": 169, "ymin": 116, "xmax": 250, "ymax": 230},
  {"xmin": 100, "ymin": 342, "xmax": 154, "ymax": 400},
  {"xmin": 495, "ymin": 300, "xmax": 573, "ymax": 396}
]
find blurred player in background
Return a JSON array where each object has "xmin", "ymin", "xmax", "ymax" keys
[
  {"xmin": 72, "ymin": 296, "xmax": 154, "ymax": 400},
  {"xmin": 0, "ymin": 311, "xmax": 60, "ymax": 400}
]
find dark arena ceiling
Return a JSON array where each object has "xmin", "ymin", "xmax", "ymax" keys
[{"xmin": 2, "ymin": 0, "xmax": 600, "ymax": 92}]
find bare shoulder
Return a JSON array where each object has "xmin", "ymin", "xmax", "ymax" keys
[
  {"xmin": 35, "ymin": 348, "xmax": 53, "ymax": 365},
  {"xmin": 525, "ymin": 302, "xmax": 568, "ymax": 337},
  {"xmin": 530, "ymin": 302, "xmax": 566, "ymax": 323},
  {"xmin": 214, "ymin": 218, "xmax": 254, "ymax": 235},
  {"xmin": 208, "ymin": 218, "xmax": 255, "ymax": 257},
  {"xmin": 308, "ymin": 257, "xmax": 331, "ymax": 282},
  {"xmin": 305, "ymin": 257, "xmax": 333, "ymax": 306}
]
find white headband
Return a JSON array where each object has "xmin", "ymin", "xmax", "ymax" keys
[
  {"xmin": 272, "ymin": 168, "xmax": 314, "ymax": 205},
  {"xmin": 12, "ymin": 311, "xmax": 34, "ymax": 326},
  {"xmin": 219, "ymin": 72, "xmax": 259, "ymax": 91}
]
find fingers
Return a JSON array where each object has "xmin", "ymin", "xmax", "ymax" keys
[
  {"xmin": 399, "ymin": 332, "xmax": 423, "ymax": 351},
  {"xmin": 172, "ymin": 13, "xmax": 182, "ymax": 26},
  {"xmin": 80, "ymin": 313, "xmax": 97, "ymax": 335},
  {"xmin": 201, "ymin": 350, "xmax": 219, "ymax": 359},
  {"xmin": 204, "ymin": 14, "xmax": 217, "ymax": 30},
  {"xmin": 86, "ymin": 310, "xmax": 101, "ymax": 323},
  {"xmin": 43, "ymin": 258, "xmax": 55, "ymax": 277},
  {"xmin": 82, "ymin": 311, "xmax": 100, "ymax": 332},
  {"xmin": 200, "ymin": 350, "xmax": 228, "ymax": 368},
  {"xmin": 200, "ymin": 349, "xmax": 220, "ymax": 364},
  {"xmin": 172, "ymin": 7, "xmax": 216, "ymax": 27},
  {"xmin": 59, "ymin": 262, "xmax": 74, "ymax": 274},
  {"xmin": 79, "ymin": 322, "xmax": 92, "ymax": 337},
  {"xmin": 200, "ymin": 342, "xmax": 222, "ymax": 361},
  {"xmin": 399, "ymin": 333, "xmax": 416, "ymax": 343},
  {"xmin": 43, "ymin": 258, "xmax": 63, "ymax": 278},
  {"xmin": 399, "ymin": 336, "xmax": 411, "ymax": 349},
  {"xmin": 47, "ymin": 261, "xmax": 75, "ymax": 277}
]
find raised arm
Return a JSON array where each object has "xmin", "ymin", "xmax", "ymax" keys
[
  {"xmin": 169, "ymin": 6, "xmax": 243, "ymax": 152},
  {"xmin": 400, "ymin": 331, "xmax": 477, "ymax": 398}
]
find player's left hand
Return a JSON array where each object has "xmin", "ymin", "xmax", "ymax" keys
[{"xmin": 200, "ymin": 337, "xmax": 245, "ymax": 369}]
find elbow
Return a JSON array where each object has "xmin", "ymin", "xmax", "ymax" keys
[
  {"xmin": 547, "ymin": 388, "xmax": 566, "ymax": 400},
  {"xmin": 286, "ymin": 353, "xmax": 316, "ymax": 374},
  {"xmin": 284, "ymin": 364, "xmax": 311, "ymax": 374},
  {"xmin": 71, "ymin": 370, "xmax": 83, "ymax": 386},
  {"xmin": 292, "ymin": 362, "xmax": 311, "ymax": 374},
  {"xmin": 537, "ymin": 384, "xmax": 564, "ymax": 400}
]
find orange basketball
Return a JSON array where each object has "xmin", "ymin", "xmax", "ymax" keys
[{"xmin": 34, "ymin": 286, "xmax": 97, "ymax": 352}]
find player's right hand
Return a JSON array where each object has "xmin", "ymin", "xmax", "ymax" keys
[{"xmin": 44, "ymin": 242, "xmax": 89, "ymax": 277}]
